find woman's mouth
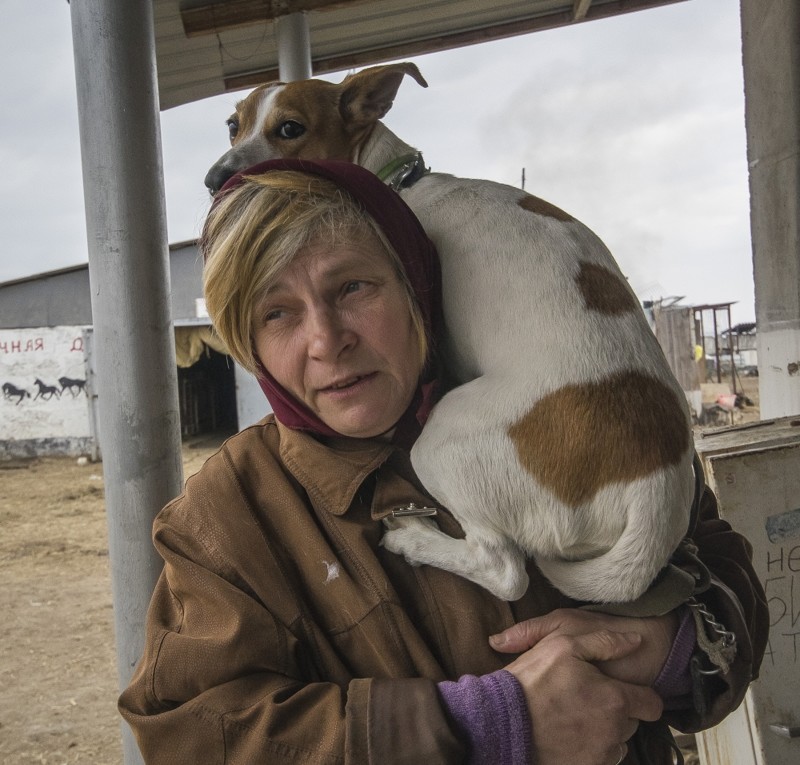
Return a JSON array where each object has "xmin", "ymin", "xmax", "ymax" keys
[{"xmin": 321, "ymin": 373, "xmax": 375, "ymax": 393}]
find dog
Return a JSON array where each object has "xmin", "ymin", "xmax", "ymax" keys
[{"xmin": 205, "ymin": 63, "xmax": 695, "ymax": 605}]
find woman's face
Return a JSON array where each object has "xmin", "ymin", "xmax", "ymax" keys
[{"xmin": 253, "ymin": 234, "xmax": 423, "ymax": 439}]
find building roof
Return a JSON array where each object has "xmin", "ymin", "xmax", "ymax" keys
[
  {"xmin": 0, "ymin": 242, "xmax": 202, "ymax": 330},
  {"xmin": 155, "ymin": 0, "xmax": 686, "ymax": 109},
  {"xmin": 0, "ymin": 239, "xmax": 198, "ymax": 290},
  {"xmin": 0, "ymin": 263, "xmax": 88, "ymax": 290}
]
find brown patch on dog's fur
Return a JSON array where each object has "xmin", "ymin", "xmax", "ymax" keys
[
  {"xmin": 339, "ymin": 63, "xmax": 428, "ymax": 126},
  {"xmin": 223, "ymin": 64, "xmax": 428, "ymax": 172},
  {"xmin": 230, "ymin": 81, "xmax": 363, "ymax": 161},
  {"xmin": 576, "ymin": 261, "xmax": 639, "ymax": 315},
  {"xmin": 267, "ymin": 82, "xmax": 359, "ymax": 159},
  {"xmin": 518, "ymin": 195, "xmax": 573, "ymax": 222},
  {"xmin": 508, "ymin": 371, "xmax": 689, "ymax": 507}
]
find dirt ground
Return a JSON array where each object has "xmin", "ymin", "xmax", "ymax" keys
[
  {"xmin": 696, "ymin": 373, "xmax": 761, "ymax": 430},
  {"xmin": 0, "ymin": 376, "xmax": 758, "ymax": 763},
  {"xmin": 0, "ymin": 436, "xmax": 222, "ymax": 765}
]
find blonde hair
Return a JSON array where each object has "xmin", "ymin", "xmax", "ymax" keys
[{"xmin": 202, "ymin": 171, "xmax": 427, "ymax": 373}]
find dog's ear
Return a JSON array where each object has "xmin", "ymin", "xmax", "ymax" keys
[{"xmin": 338, "ymin": 63, "xmax": 428, "ymax": 128}]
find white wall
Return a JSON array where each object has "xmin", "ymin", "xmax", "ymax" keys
[
  {"xmin": 0, "ymin": 327, "xmax": 91, "ymax": 445},
  {"xmin": 234, "ymin": 363, "xmax": 271, "ymax": 430},
  {"xmin": 1, "ymin": 326, "xmax": 270, "ymax": 454}
]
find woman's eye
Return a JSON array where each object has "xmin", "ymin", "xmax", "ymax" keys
[
  {"xmin": 277, "ymin": 120, "xmax": 306, "ymax": 139},
  {"xmin": 343, "ymin": 280, "xmax": 364, "ymax": 294},
  {"xmin": 264, "ymin": 308, "xmax": 285, "ymax": 322},
  {"xmin": 227, "ymin": 118, "xmax": 239, "ymax": 142}
]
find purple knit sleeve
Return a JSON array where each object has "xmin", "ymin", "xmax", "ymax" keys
[
  {"xmin": 437, "ymin": 669, "xmax": 531, "ymax": 765},
  {"xmin": 653, "ymin": 606, "xmax": 696, "ymax": 708}
]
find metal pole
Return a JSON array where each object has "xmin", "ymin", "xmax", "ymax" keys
[
  {"xmin": 69, "ymin": 2, "xmax": 184, "ymax": 763},
  {"xmin": 276, "ymin": 12, "xmax": 312, "ymax": 81},
  {"xmin": 727, "ymin": 304, "xmax": 738, "ymax": 395}
]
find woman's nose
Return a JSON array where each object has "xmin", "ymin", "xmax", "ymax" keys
[{"xmin": 306, "ymin": 306, "xmax": 355, "ymax": 359}]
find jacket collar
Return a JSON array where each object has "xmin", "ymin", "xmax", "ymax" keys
[{"xmin": 276, "ymin": 419, "xmax": 394, "ymax": 516}]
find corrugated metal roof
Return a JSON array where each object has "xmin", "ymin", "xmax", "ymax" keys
[{"xmin": 155, "ymin": 0, "xmax": 687, "ymax": 109}]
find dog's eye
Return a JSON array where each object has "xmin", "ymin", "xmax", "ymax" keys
[
  {"xmin": 277, "ymin": 120, "xmax": 306, "ymax": 139},
  {"xmin": 227, "ymin": 119, "xmax": 239, "ymax": 142}
]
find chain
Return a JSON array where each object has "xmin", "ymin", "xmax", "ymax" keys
[{"xmin": 687, "ymin": 597, "xmax": 737, "ymax": 675}]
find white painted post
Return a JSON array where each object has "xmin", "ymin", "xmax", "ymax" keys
[
  {"xmin": 276, "ymin": 12, "xmax": 312, "ymax": 81},
  {"xmin": 69, "ymin": 1, "xmax": 184, "ymax": 762}
]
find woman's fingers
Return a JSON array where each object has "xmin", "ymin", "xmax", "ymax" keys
[
  {"xmin": 504, "ymin": 629, "xmax": 663, "ymax": 765},
  {"xmin": 490, "ymin": 607, "xmax": 680, "ymax": 687},
  {"xmin": 489, "ymin": 608, "xmax": 597, "ymax": 652},
  {"xmin": 621, "ymin": 678, "xmax": 663, "ymax": 722},
  {"xmin": 567, "ymin": 628, "xmax": 642, "ymax": 663},
  {"xmin": 562, "ymin": 630, "xmax": 663, "ymax": 720},
  {"xmin": 609, "ymin": 743, "xmax": 628, "ymax": 765}
]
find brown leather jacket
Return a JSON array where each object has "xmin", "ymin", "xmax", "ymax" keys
[{"xmin": 119, "ymin": 417, "xmax": 767, "ymax": 764}]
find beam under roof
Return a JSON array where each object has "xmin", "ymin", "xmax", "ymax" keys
[{"xmin": 155, "ymin": 0, "xmax": 687, "ymax": 109}]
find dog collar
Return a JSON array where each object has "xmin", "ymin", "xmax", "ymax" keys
[{"xmin": 376, "ymin": 152, "xmax": 428, "ymax": 191}]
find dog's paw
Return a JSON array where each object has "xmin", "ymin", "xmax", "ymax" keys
[{"xmin": 380, "ymin": 516, "xmax": 441, "ymax": 563}]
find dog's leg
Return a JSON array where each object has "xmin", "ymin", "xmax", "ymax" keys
[
  {"xmin": 381, "ymin": 516, "xmax": 529, "ymax": 601},
  {"xmin": 401, "ymin": 375, "xmax": 546, "ymax": 600}
]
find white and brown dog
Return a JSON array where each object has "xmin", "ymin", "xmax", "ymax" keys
[{"xmin": 205, "ymin": 63, "xmax": 695, "ymax": 605}]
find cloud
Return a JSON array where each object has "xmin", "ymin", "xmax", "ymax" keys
[
  {"xmin": 0, "ymin": 0, "xmax": 85, "ymax": 281},
  {"xmin": 0, "ymin": 0, "xmax": 755, "ymax": 324},
  {"xmin": 454, "ymin": 0, "xmax": 755, "ymax": 322}
]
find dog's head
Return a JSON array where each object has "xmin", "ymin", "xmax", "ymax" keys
[{"xmin": 204, "ymin": 62, "xmax": 427, "ymax": 195}]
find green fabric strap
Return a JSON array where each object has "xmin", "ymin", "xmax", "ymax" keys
[{"xmin": 376, "ymin": 153, "xmax": 420, "ymax": 182}]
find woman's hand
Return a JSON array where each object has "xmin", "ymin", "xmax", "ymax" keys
[
  {"xmin": 502, "ymin": 628, "xmax": 663, "ymax": 765},
  {"xmin": 491, "ymin": 607, "xmax": 680, "ymax": 686}
]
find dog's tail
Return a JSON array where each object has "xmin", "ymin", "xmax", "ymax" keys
[{"xmin": 533, "ymin": 460, "xmax": 695, "ymax": 606}]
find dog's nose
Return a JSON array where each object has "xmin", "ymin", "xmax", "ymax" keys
[{"xmin": 204, "ymin": 164, "xmax": 235, "ymax": 196}]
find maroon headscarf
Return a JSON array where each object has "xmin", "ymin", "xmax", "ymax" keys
[{"xmin": 212, "ymin": 158, "xmax": 443, "ymax": 446}]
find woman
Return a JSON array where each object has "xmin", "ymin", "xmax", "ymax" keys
[{"xmin": 119, "ymin": 159, "xmax": 767, "ymax": 765}]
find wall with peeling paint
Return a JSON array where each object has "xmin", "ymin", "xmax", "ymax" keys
[{"xmin": 1, "ymin": 326, "xmax": 92, "ymax": 457}]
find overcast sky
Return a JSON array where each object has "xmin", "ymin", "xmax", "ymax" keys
[{"xmin": 1, "ymin": 0, "xmax": 754, "ymax": 324}]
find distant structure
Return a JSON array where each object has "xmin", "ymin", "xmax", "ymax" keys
[
  {"xmin": 643, "ymin": 298, "xmax": 756, "ymax": 424},
  {"xmin": 722, "ymin": 321, "xmax": 758, "ymax": 372},
  {"xmin": 0, "ymin": 242, "xmax": 268, "ymax": 459}
]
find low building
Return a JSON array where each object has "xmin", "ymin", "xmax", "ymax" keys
[{"xmin": 0, "ymin": 242, "xmax": 268, "ymax": 459}]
